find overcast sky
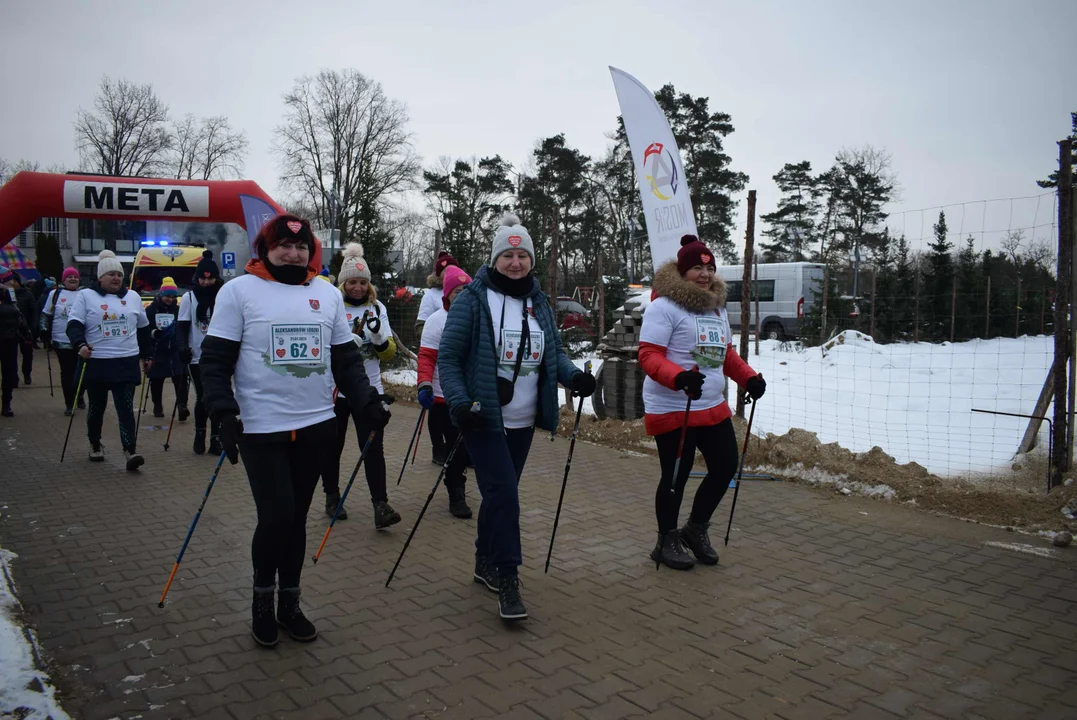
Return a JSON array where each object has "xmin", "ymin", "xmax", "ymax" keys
[{"xmin": 1, "ymin": 0, "xmax": 1073, "ymax": 255}]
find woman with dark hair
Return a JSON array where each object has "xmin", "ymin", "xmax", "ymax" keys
[
  {"xmin": 199, "ymin": 214, "xmax": 389, "ymax": 647},
  {"xmin": 438, "ymin": 213, "xmax": 595, "ymax": 622},
  {"xmin": 177, "ymin": 251, "xmax": 222, "ymax": 455},
  {"xmin": 638, "ymin": 235, "xmax": 766, "ymax": 570},
  {"xmin": 0, "ymin": 267, "xmax": 32, "ymax": 417},
  {"xmin": 40, "ymin": 268, "xmax": 84, "ymax": 415}
]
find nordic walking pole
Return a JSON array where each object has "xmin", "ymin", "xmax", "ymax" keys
[
  {"xmin": 163, "ymin": 391, "xmax": 179, "ymax": 451},
  {"xmin": 545, "ymin": 361, "xmax": 591, "ymax": 574},
  {"xmin": 386, "ymin": 402, "xmax": 480, "ymax": 588},
  {"xmin": 724, "ymin": 396, "xmax": 758, "ymax": 547},
  {"xmin": 395, "ymin": 407, "xmax": 427, "ymax": 485},
  {"xmin": 133, "ymin": 370, "xmax": 150, "ymax": 448},
  {"xmin": 312, "ymin": 431, "xmax": 376, "ymax": 564},
  {"xmin": 60, "ymin": 360, "xmax": 87, "ymax": 463},
  {"xmin": 410, "ymin": 411, "xmax": 425, "ymax": 465},
  {"xmin": 46, "ymin": 344, "xmax": 54, "ymax": 397},
  {"xmin": 158, "ymin": 451, "xmax": 227, "ymax": 608},
  {"xmin": 659, "ymin": 365, "xmax": 697, "ymax": 570}
]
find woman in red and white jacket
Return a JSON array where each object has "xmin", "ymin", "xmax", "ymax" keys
[
  {"xmin": 638, "ymin": 234, "xmax": 766, "ymax": 571},
  {"xmin": 417, "ymin": 266, "xmax": 474, "ymax": 520}
]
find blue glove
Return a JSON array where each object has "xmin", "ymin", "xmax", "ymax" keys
[{"xmin": 417, "ymin": 385, "xmax": 435, "ymax": 410}]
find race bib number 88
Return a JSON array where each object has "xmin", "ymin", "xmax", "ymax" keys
[
  {"xmin": 271, "ymin": 324, "xmax": 324, "ymax": 366},
  {"xmin": 692, "ymin": 316, "xmax": 727, "ymax": 369}
]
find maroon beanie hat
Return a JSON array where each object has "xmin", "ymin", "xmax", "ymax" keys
[
  {"xmin": 676, "ymin": 234, "xmax": 716, "ymax": 275},
  {"xmin": 434, "ymin": 251, "xmax": 459, "ymax": 275}
]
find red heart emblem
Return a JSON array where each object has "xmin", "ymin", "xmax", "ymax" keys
[
  {"xmin": 276, "ymin": 349, "xmax": 286, "ymax": 359},
  {"xmin": 506, "ymin": 351, "xmax": 514, "ymax": 359},
  {"xmin": 311, "ymin": 347, "xmax": 319, "ymax": 357},
  {"xmin": 508, "ymin": 236, "xmax": 522, "ymax": 247},
  {"xmin": 121, "ymin": 300, "xmax": 127, "ymax": 306},
  {"xmin": 701, "ymin": 253, "xmax": 712, "ymax": 264},
  {"xmin": 532, "ymin": 352, "xmax": 540, "ymax": 360},
  {"xmin": 287, "ymin": 221, "xmax": 303, "ymax": 234},
  {"xmin": 700, "ymin": 334, "xmax": 707, "ymax": 341},
  {"xmin": 100, "ymin": 304, "xmax": 108, "ymax": 310},
  {"xmin": 60, "ymin": 298, "xmax": 67, "ymax": 303}
]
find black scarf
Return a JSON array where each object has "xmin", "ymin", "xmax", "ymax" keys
[
  {"xmin": 192, "ymin": 282, "xmax": 220, "ymax": 325},
  {"xmin": 343, "ymin": 293, "xmax": 369, "ymax": 307},
  {"xmin": 487, "ymin": 268, "xmax": 534, "ymax": 299},
  {"xmin": 90, "ymin": 281, "xmax": 127, "ymax": 297},
  {"xmin": 264, "ymin": 260, "xmax": 310, "ymax": 285}
]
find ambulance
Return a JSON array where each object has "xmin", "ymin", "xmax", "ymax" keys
[{"xmin": 130, "ymin": 245, "xmax": 206, "ymax": 306}]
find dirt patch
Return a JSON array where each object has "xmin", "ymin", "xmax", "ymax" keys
[{"xmin": 387, "ymin": 381, "xmax": 1077, "ymax": 535}]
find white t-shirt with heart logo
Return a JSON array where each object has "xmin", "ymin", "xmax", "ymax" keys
[
  {"xmin": 43, "ymin": 288, "xmax": 81, "ymax": 345},
  {"xmin": 341, "ymin": 298, "xmax": 391, "ymax": 395},
  {"xmin": 68, "ymin": 288, "xmax": 149, "ymax": 359},
  {"xmin": 177, "ymin": 291, "xmax": 211, "ymax": 364},
  {"xmin": 487, "ymin": 289, "xmax": 543, "ymax": 429},
  {"xmin": 207, "ymin": 274, "xmax": 353, "ymax": 434}
]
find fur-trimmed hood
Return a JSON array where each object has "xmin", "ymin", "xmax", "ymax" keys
[
  {"xmin": 427, "ymin": 272, "xmax": 442, "ymax": 289},
  {"xmin": 651, "ymin": 260, "xmax": 727, "ymax": 313}
]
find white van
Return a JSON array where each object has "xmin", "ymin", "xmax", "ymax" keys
[{"xmin": 717, "ymin": 262, "xmax": 824, "ymax": 340}]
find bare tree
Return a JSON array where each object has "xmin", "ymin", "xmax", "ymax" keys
[
  {"xmin": 274, "ymin": 69, "xmax": 420, "ymax": 270},
  {"xmin": 1000, "ymin": 229, "xmax": 1024, "ymax": 264},
  {"xmin": 171, "ymin": 114, "xmax": 248, "ymax": 180},
  {"xmin": 75, "ymin": 76, "xmax": 172, "ymax": 177}
]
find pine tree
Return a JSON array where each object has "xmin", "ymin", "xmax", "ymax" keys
[
  {"xmin": 892, "ymin": 234, "xmax": 915, "ymax": 341},
  {"xmin": 925, "ymin": 211, "xmax": 954, "ymax": 341},
  {"xmin": 760, "ymin": 161, "xmax": 819, "ymax": 262},
  {"xmin": 955, "ymin": 236, "xmax": 981, "ymax": 340}
]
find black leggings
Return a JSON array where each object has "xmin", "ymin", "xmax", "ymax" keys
[
  {"xmin": 86, "ymin": 382, "xmax": 137, "ymax": 452},
  {"xmin": 654, "ymin": 418, "xmax": 739, "ymax": 533},
  {"xmin": 187, "ymin": 365, "xmax": 218, "ymax": 434},
  {"xmin": 54, "ymin": 348, "xmax": 84, "ymax": 409},
  {"xmin": 429, "ymin": 403, "xmax": 469, "ymax": 491},
  {"xmin": 19, "ymin": 339, "xmax": 32, "ymax": 377},
  {"xmin": 322, "ymin": 397, "xmax": 387, "ymax": 502},
  {"xmin": 150, "ymin": 374, "xmax": 189, "ymax": 409},
  {"xmin": 239, "ymin": 417, "xmax": 334, "ymax": 589},
  {"xmin": 0, "ymin": 341, "xmax": 16, "ymax": 405},
  {"xmin": 426, "ymin": 399, "xmax": 450, "ymax": 459}
]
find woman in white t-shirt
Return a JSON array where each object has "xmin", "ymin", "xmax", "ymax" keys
[
  {"xmin": 638, "ymin": 235, "xmax": 766, "ymax": 571},
  {"xmin": 39, "ymin": 267, "xmax": 84, "ymax": 415},
  {"xmin": 66, "ymin": 250, "xmax": 153, "ymax": 471},
  {"xmin": 417, "ymin": 266, "xmax": 473, "ymax": 520},
  {"xmin": 319, "ymin": 242, "xmax": 401, "ymax": 529},
  {"xmin": 416, "ymin": 251, "xmax": 460, "ymax": 462},
  {"xmin": 176, "ymin": 250, "xmax": 221, "ymax": 455},
  {"xmin": 438, "ymin": 213, "xmax": 594, "ymax": 623},
  {"xmin": 199, "ymin": 215, "xmax": 389, "ymax": 648}
]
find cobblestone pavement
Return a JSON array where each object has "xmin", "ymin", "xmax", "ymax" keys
[{"xmin": 1, "ymin": 362, "xmax": 1075, "ymax": 719}]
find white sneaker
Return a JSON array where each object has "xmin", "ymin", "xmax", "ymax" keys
[
  {"xmin": 88, "ymin": 444, "xmax": 104, "ymax": 462},
  {"xmin": 124, "ymin": 450, "xmax": 144, "ymax": 472}
]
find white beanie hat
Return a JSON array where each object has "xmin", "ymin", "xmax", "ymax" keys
[
  {"xmin": 490, "ymin": 212, "xmax": 535, "ymax": 266},
  {"xmin": 96, "ymin": 249, "xmax": 123, "ymax": 279},
  {"xmin": 336, "ymin": 242, "xmax": 371, "ymax": 286}
]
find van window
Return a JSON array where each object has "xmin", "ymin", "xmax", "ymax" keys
[
  {"xmin": 132, "ymin": 267, "xmax": 197, "ymax": 295},
  {"xmin": 726, "ymin": 279, "xmax": 775, "ymax": 302}
]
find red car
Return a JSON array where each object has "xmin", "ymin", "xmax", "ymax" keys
[{"xmin": 557, "ymin": 297, "xmax": 593, "ymax": 334}]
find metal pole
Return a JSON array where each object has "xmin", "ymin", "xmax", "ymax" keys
[
  {"xmin": 1064, "ymin": 139, "xmax": 1076, "ymax": 473},
  {"xmin": 1054, "ymin": 138, "xmax": 1072, "ymax": 484},
  {"xmin": 753, "ymin": 258, "xmax": 760, "ymax": 356}
]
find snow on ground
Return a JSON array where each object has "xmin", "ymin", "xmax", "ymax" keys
[
  {"xmin": 382, "ymin": 333, "xmax": 1052, "ymax": 478},
  {"xmin": 0, "ymin": 549, "xmax": 72, "ymax": 720}
]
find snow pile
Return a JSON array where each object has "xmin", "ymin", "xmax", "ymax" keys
[
  {"xmin": 0, "ymin": 549, "xmax": 72, "ymax": 720},
  {"xmin": 752, "ymin": 462, "xmax": 898, "ymax": 501}
]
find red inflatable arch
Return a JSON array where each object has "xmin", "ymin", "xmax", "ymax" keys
[{"xmin": 0, "ymin": 171, "xmax": 322, "ymax": 267}]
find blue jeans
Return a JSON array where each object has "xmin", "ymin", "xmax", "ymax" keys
[{"xmin": 464, "ymin": 427, "xmax": 534, "ymax": 575}]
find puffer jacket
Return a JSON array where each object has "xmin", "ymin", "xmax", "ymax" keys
[
  {"xmin": 437, "ymin": 265, "xmax": 580, "ymax": 434},
  {"xmin": 145, "ymin": 296, "xmax": 183, "ymax": 378},
  {"xmin": 0, "ymin": 291, "xmax": 31, "ymax": 343},
  {"xmin": 13, "ymin": 286, "xmax": 37, "ymax": 336}
]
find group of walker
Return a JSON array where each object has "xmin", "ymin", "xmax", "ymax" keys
[{"xmin": 5, "ymin": 211, "xmax": 765, "ymax": 644}]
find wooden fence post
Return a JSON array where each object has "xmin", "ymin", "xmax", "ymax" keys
[{"xmin": 737, "ymin": 190, "xmax": 756, "ymax": 417}]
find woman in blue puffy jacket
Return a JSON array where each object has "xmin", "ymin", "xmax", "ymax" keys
[{"xmin": 438, "ymin": 212, "xmax": 596, "ymax": 623}]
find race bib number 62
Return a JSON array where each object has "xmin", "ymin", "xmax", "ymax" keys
[{"xmin": 270, "ymin": 324, "xmax": 324, "ymax": 365}]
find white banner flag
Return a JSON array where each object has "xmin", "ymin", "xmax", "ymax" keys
[{"xmin": 609, "ymin": 66, "xmax": 698, "ymax": 272}]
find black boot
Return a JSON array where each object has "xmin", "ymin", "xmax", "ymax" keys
[
  {"xmin": 193, "ymin": 428, "xmax": 206, "ymax": 455},
  {"xmin": 448, "ymin": 486, "xmax": 473, "ymax": 519},
  {"xmin": 251, "ymin": 586, "xmax": 278, "ymax": 647},
  {"xmin": 177, "ymin": 404, "xmax": 190, "ymax": 422},
  {"xmin": 23, "ymin": 372, "xmax": 30, "ymax": 385},
  {"xmin": 208, "ymin": 434, "xmax": 222, "ymax": 456},
  {"xmin": 1, "ymin": 403, "xmax": 12, "ymax": 418},
  {"xmin": 153, "ymin": 404, "xmax": 165, "ymax": 418},
  {"xmin": 373, "ymin": 501, "xmax": 401, "ymax": 529},
  {"xmin": 277, "ymin": 587, "xmax": 317, "ymax": 642},
  {"xmin": 650, "ymin": 530, "xmax": 695, "ymax": 570},
  {"xmin": 325, "ymin": 492, "xmax": 348, "ymax": 520},
  {"xmin": 498, "ymin": 574, "xmax": 527, "ymax": 621},
  {"xmin": 473, "ymin": 556, "xmax": 499, "ymax": 592},
  {"xmin": 77, "ymin": 397, "xmax": 85, "ymax": 410},
  {"xmin": 680, "ymin": 520, "xmax": 719, "ymax": 565}
]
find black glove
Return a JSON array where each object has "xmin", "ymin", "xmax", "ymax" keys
[
  {"xmin": 364, "ymin": 311, "xmax": 381, "ymax": 335},
  {"xmin": 674, "ymin": 370, "xmax": 706, "ymax": 400},
  {"xmin": 745, "ymin": 374, "xmax": 766, "ymax": 401},
  {"xmin": 571, "ymin": 372, "xmax": 597, "ymax": 398},
  {"xmin": 217, "ymin": 414, "xmax": 243, "ymax": 465},
  {"xmin": 358, "ymin": 387, "xmax": 391, "ymax": 429},
  {"xmin": 452, "ymin": 403, "xmax": 482, "ymax": 432},
  {"xmin": 179, "ymin": 348, "xmax": 193, "ymax": 365}
]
